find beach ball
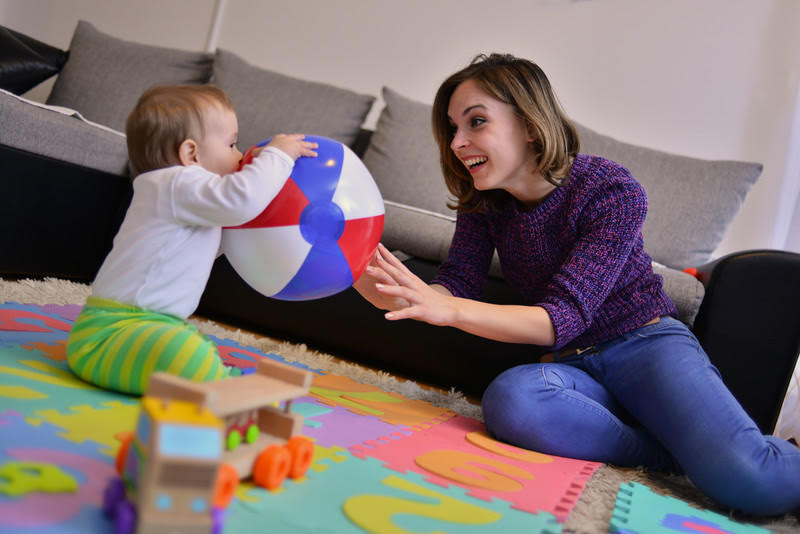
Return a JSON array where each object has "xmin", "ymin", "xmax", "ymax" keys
[{"xmin": 222, "ymin": 135, "xmax": 384, "ymax": 301}]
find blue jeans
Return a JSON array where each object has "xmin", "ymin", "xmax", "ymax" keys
[{"xmin": 481, "ymin": 316, "xmax": 800, "ymax": 515}]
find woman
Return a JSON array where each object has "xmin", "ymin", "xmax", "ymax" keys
[{"xmin": 355, "ymin": 53, "xmax": 800, "ymax": 515}]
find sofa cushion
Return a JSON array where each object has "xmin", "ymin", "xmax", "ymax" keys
[
  {"xmin": 363, "ymin": 87, "xmax": 453, "ymax": 216},
  {"xmin": 651, "ymin": 262, "xmax": 705, "ymax": 326},
  {"xmin": 576, "ymin": 124, "xmax": 762, "ymax": 269},
  {"xmin": 0, "ymin": 89, "xmax": 128, "ymax": 176},
  {"xmin": 0, "ymin": 25, "xmax": 68, "ymax": 95},
  {"xmin": 211, "ymin": 49, "xmax": 375, "ymax": 153},
  {"xmin": 383, "ymin": 200, "xmax": 456, "ymax": 264},
  {"xmin": 46, "ymin": 20, "xmax": 213, "ymax": 132}
]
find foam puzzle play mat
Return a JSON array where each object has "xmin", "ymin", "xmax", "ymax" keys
[{"xmin": 0, "ymin": 301, "xmax": 777, "ymax": 533}]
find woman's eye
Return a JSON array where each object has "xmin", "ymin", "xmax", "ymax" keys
[{"xmin": 470, "ymin": 117, "xmax": 486, "ymax": 128}]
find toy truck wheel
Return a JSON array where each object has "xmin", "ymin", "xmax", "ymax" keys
[
  {"xmin": 253, "ymin": 445, "xmax": 290, "ymax": 490},
  {"xmin": 115, "ymin": 433, "xmax": 133, "ymax": 475},
  {"xmin": 213, "ymin": 463, "xmax": 239, "ymax": 509},
  {"xmin": 287, "ymin": 436, "xmax": 314, "ymax": 479}
]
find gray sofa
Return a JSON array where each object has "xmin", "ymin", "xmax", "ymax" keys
[{"xmin": 2, "ymin": 21, "xmax": 799, "ymax": 434}]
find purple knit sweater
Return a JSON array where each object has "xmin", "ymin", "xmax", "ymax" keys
[{"xmin": 431, "ymin": 154, "xmax": 678, "ymax": 351}]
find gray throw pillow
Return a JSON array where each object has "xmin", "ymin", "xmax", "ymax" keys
[
  {"xmin": 363, "ymin": 87, "xmax": 452, "ymax": 216},
  {"xmin": 211, "ymin": 49, "xmax": 375, "ymax": 153},
  {"xmin": 46, "ymin": 20, "xmax": 213, "ymax": 132},
  {"xmin": 577, "ymin": 124, "xmax": 762, "ymax": 268},
  {"xmin": 364, "ymin": 86, "xmax": 761, "ymax": 270}
]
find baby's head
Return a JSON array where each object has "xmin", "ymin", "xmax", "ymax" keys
[{"xmin": 126, "ymin": 84, "xmax": 242, "ymax": 176}]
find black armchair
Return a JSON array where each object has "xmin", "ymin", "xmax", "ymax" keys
[{"xmin": 693, "ymin": 249, "xmax": 800, "ymax": 433}]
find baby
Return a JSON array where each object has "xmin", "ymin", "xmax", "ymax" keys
[{"xmin": 66, "ymin": 84, "xmax": 317, "ymax": 394}]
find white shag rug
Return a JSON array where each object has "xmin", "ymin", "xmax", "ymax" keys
[{"xmin": 2, "ymin": 277, "xmax": 799, "ymax": 534}]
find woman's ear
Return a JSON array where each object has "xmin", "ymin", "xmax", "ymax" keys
[
  {"xmin": 178, "ymin": 139, "xmax": 200, "ymax": 166},
  {"xmin": 525, "ymin": 125, "xmax": 536, "ymax": 144}
]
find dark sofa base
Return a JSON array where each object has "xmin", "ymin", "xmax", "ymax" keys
[{"xmin": 0, "ymin": 144, "xmax": 132, "ymax": 281}]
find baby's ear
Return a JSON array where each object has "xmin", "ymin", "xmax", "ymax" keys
[{"xmin": 178, "ymin": 139, "xmax": 199, "ymax": 166}]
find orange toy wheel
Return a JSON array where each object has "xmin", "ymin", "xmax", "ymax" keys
[
  {"xmin": 253, "ymin": 445, "xmax": 290, "ymax": 490},
  {"xmin": 287, "ymin": 436, "xmax": 314, "ymax": 479},
  {"xmin": 115, "ymin": 433, "xmax": 134, "ymax": 475},
  {"xmin": 213, "ymin": 463, "xmax": 239, "ymax": 509}
]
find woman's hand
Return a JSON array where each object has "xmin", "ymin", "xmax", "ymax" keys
[
  {"xmin": 367, "ymin": 244, "xmax": 458, "ymax": 326},
  {"xmin": 353, "ymin": 244, "xmax": 411, "ymax": 311}
]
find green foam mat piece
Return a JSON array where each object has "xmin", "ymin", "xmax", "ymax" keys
[{"xmin": 610, "ymin": 481, "xmax": 772, "ymax": 534}]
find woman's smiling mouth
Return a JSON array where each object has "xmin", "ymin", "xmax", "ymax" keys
[{"xmin": 463, "ymin": 156, "xmax": 488, "ymax": 172}]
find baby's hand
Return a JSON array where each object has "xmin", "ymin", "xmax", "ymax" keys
[{"xmin": 267, "ymin": 134, "xmax": 318, "ymax": 160}]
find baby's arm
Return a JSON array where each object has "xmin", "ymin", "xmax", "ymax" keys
[{"xmin": 173, "ymin": 136, "xmax": 313, "ymax": 227}]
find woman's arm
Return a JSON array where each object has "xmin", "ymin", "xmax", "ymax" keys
[{"xmin": 371, "ymin": 244, "xmax": 556, "ymax": 346}]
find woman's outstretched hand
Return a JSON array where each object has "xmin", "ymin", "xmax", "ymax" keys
[
  {"xmin": 353, "ymin": 244, "xmax": 410, "ymax": 311},
  {"xmin": 354, "ymin": 245, "xmax": 555, "ymax": 345},
  {"xmin": 361, "ymin": 243, "xmax": 456, "ymax": 326}
]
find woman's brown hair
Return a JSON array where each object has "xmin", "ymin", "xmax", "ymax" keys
[
  {"xmin": 126, "ymin": 84, "xmax": 234, "ymax": 175},
  {"xmin": 432, "ymin": 53, "xmax": 579, "ymax": 212}
]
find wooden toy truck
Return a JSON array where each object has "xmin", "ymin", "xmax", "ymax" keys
[{"xmin": 103, "ymin": 358, "xmax": 314, "ymax": 534}]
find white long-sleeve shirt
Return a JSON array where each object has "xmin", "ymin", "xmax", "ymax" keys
[{"xmin": 92, "ymin": 147, "xmax": 294, "ymax": 318}]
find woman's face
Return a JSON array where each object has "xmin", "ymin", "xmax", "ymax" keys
[{"xmin": 448, "ymin": 79, "xmax": 545, "ymax": 201}]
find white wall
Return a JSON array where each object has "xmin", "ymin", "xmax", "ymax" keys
[{"xmin": 3, "ymin": 0, "xmax": 799, "ymax": 258}]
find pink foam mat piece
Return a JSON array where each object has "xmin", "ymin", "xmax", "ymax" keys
[
  {"xmin": 350, "ymin": 414, "xmax": 600, "ymax": 521},
  {"xmin": 0, "ymin": 308, "xmax": 73, "ymax": 333}
]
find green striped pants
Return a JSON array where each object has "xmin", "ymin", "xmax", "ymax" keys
[{"xmin": 66, "ymin": 297, "xmax": 230, "ymax": 395}]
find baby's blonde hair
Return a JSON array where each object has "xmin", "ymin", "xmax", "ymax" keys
[{"xmin": 126, "ymin": 84, "xmax": 235, "ymax": 175}]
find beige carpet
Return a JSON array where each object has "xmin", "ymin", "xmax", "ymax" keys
[{"xmin": 2, "ymin": 277, "xmax": 798, "ymax": 533}]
